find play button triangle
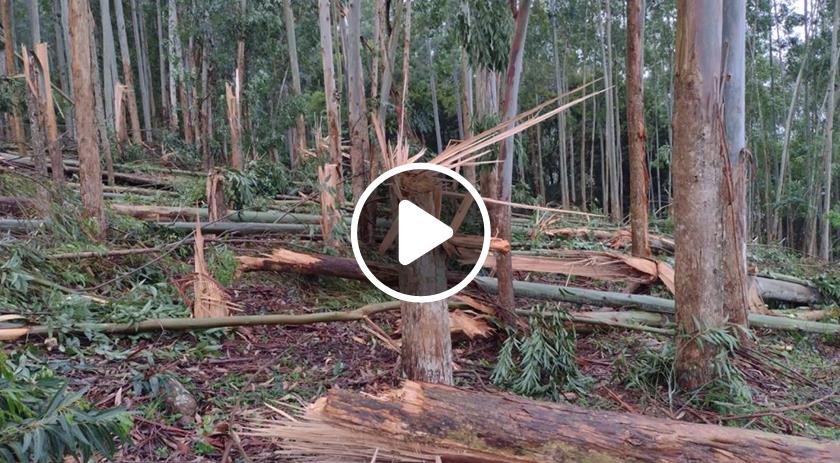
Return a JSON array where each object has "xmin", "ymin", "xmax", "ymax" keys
[{"xmin": 398, "ymin": 200, "xmax": 453, "ymax": 266}]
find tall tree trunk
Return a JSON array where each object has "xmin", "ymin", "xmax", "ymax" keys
[
  {"xmin": 552, "ymin": 16, "xmax": 569, "ymax": 207},
  {"xmin": 156, "ymin": 0, "xmax": 169, "ymax": 128},
  {"xmin": 493, "ymin": 0, "xmax": 532, "ymax": 318},
  {"xmin": 68, "ymin": 0, "xmax": 106, "ymax": 237},
  {"xmin": 53, "ymin": 0, "xmax": 72, "ymax": 131},
  {"xmin": 1, "ymin": 0, "xmax": 24, "ymax": 153},
  {"xmin": 89, "ymin": 10, "xmax": 115, "ymax": 186},
  {"xmin": 627, "ymin": 0, "xmax": 651, "ymax": 258},
  {"xmin": 346, "ymin": 0, "xmax": 371, "ymax": 202},
  {"xmin": 722, "ymin": 0, "xmax": 751, "ymax": 335},
  {"xmin": 114, "ymin": 0, "xmax": 142, "ymax": 144},
  {"xmin": 283, "ymin": 0, "xmax": 306, "ymax": 165},
  {"xmin": 29, "ymin": 0, "xmax": 41, "ymax": 45},
  {"xmin": 99, "ymin": 0, "xmax": 118, "ymax": 128},
  {"xmin": 460, "ymin": 45, "xmax": 475, "ymax": 182},
  {"xmin": 236, "ymin": 0, "xmax": 246, "ymax": 156},
  {"xmin": 580, "ymin": 67, "xmax": 588, "ymax": 209},
  {"xmin": 167, "ymin": 0, "xmax": 180, "ymax": 131},
  {"xmin": 130, "ymin": 0, "xmax": 152, "ymax": 141},
  {"xmin": 820, "ymin": 0, "xmax": 840, "ymax": 261},
  {"xmin": 375, "ymin": 0, "xmax": 403, "ymax": 129},
  {"xmin": 427, "ymin": 38, "xmax": 443, "ymax": 153},
  {"xmin": 318, "ymin": 0, "xmax": 343, "ymax": 188},
  {"xmin": 672, "ymin": 0, "xmax": 725, "ymax": 390}
]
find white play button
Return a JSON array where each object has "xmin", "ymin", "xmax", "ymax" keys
[{"xmin": 397, "ymin": 200, "xmax": 453, "ymax": 265}]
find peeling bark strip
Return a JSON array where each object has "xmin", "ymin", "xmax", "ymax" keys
[{"xmin": 249, "ymin": 381, "xmax": 840, "ymax": 463}]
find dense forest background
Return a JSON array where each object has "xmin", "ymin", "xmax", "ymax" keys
[{"xmin": 2, "ymin": 0, "xmax": 836, "ymax": 256}]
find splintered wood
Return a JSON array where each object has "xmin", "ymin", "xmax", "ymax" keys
[
  {"xmin": 318, "ymin": 163, "xmax": 342, "ymax": 248},
  {"xmin": 248, "ymin": 381, "xmax": 840, "ymax": 463},
  {"xmin": 481, "ymin": 250, "xmax": 676, "ymax": 293},
  {"xmin": 191, "ymin": 224, "xmax": 231, "ymax": 318}
]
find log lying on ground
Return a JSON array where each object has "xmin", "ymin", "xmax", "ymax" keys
[
  {"xmin": 237, "ymin": 247, "xmax": 397, "ymax": 283},
  {"xmin": 0, "ymin": 219, "xmax": 318, "ymax": 236},
  {"xmin": 110, "ymin": 203, "xmax": 326, "ymax": 224},
  {"xmin": 0, "ymin": 153, "xmax": 173, "ymax": 189},
  {"xmin": 248, "ymin": 381, "xmax": 840, "ymax": 463},
  {"xmin": 475, "ymin": 277, "xmax": 840, "ymax": 335},
  {"xmin": 755, "ymin": 276, "xmax": 822, "ymax": 305}
]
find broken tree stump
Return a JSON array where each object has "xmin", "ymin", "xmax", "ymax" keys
[{"xmin": 250, "ymin": 381, "xmax": 840, "ymax": 463}]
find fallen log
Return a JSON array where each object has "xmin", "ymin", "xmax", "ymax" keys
[
  {"xmin": 475, "ymin": 277, "xmax": 840, "ymax": 335},
  {"xmin": 110, "ymin": 203, "xmax": 326, "ymax": 225},
  {"xmin": 0, "ymin": 219, "xmax": 319, "ymax": 236},
  {"xmin": 248, "ymin": 381, "xmax": 840, "ymax": 463},
  {"xmin": 236, "ymin": 247, "xmax": 396, "ymax": 283},
  {"xmin": 0, "ymin": 153, "xmax": 173, "ymax": 189},
  {"xmin": 755, "ymin": 276, "xmax": 822, "ymax": 305}
]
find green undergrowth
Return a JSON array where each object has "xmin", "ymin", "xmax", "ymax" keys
[{"xmin": 0, "ymin": 352, "xmax": 132, "ymax": 462}]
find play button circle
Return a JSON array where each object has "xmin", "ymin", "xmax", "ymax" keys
[
  {"xmin": 397, "ymin": 200, "xmax": 454, "ymax": 265},
  {"xmin": 350, "ymin": 163, "xmax": 490, "ymax": 303}
]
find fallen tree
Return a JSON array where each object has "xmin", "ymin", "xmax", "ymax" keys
[
  {"xmin": 538, "ymin": 226, "xmax": 675, "ymax": 253},
  {"xmin": 248, "ymin": 381, "xmax": 840, "ymax": 463},
  {"xmin": 0, "ymin": 152, "xmax": 173, "ymax": 189},
  {"xmin": 0, "ymin": 219, "xmax": 320, "ymax": 236},
  {"xmin": 474, "ymin": 277, "xmax": 839, "ymax": 335}
]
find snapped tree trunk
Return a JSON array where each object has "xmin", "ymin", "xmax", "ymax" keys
[
  {"xmin": 672, "ymin": 0, "xmax": 726, "ymax": 390},
  {"xmin": 68, "ymin": 0, "xmax": 106, "ymax": 237},
  {"xmin": 399, "ymin": 173, "xmax": 453, "ymax": 385},
  {"xmin": 627, "ymin": 0, "xmax": 652, "ymax": 258},
  {"xmin": 225, "ymin": 78, "xmax": 243, "ymax": 170},
  {"xmin": 428, "ymin": 38, "xmax": 443, "ymax": 153},
  {"xmin": 89, "ymin": 14, "xmax": 116, "ymax": 186}
]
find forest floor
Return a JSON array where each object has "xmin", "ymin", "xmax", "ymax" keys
[
  {"xmin": 1, "ymin": 156, "xmax": 839, "ymax": 462},
  {"xmin": 24, "ymin": 268, "xmax": 840, "ymax": 462}
]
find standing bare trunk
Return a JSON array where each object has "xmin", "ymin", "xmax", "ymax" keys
[
  {"xmin": 68, "ymin": 0, "xmax": 106, "ymax": 237},
  {"xmin": 1, "ymin": 0, "xmax": 24, "ymax": 153},
  {"xmin": 318, "ymin": 0, "xmax": 343, "ymax": 189},
  {"xmin": 29, "ymin": 0, "xmax": 41, "ymax": 45},
  {"xmin": 601, "ymin": 0, "xmax": 621, "ymax": 222},
  {"xmin": 114, "ymin": 0, "xmax": 142, "ymax": 143},
  {"xmin": 552, "ymin": 16, "xmax": 569, "ymax": 207},
  {"xmin": 226, "ymin": 77, "xmax": 243, "ymax": 170},
  {"xmin": 427, "ymin": 38, "xmax": 443, "ymax": 153},
  {"xmin": 672, "ymin": 0, "xmax": 725, "ymax": 390},
  {"xmin": 722, "ymin": 0, "xmax": 751, "ymax": 335},
  {"xmin": 820, "ymin": 0, "xmax": 840, "ymax": 261},
  {"xmin": 283, "ymin": 0, "xmax": 306, "ymax": 165},
  {"xmin": 399, "ymin": 176, "xmax": 453, "ymax": 385},
  {"xmin": 236, "ymin": 0, "xmax": 246, "ymax": 156},
  {"xmin": 156, "ymin": 0, "xmax": 169, "ymax": 127},
  {"xmin": 493, "ymin": 0, "xmax": 532, "ymax": 317},
  {"xmin": 375, "ymin": 0, "xmax": 403, "ymax": 128},
  {"xmin": 460, "ymin": 46, "xmax": 475, "ymax": 182},
  {"xmin": 89, "ymin": 13, "xmax": 115, "ymax": 186},
  {"xmin": 53, "ymin": 0, "xmax": 72, "ymax": 133},
  {"xmin": 346, "ymin": 0, "xmax": 371, "ymax": 202},
  {"xmin": 99, "ymin": 0, "xmax": 118, "ymax": 128},
  {"xmin": 167, "ymin": 0, "xmax": 180, "ymax": 131},
  {"xmin": 580, "ymin": 67, "xmax": 588, "ymax": 209},
  {"xmin": 627, "ymin": 0, "xmax": 651, "ymax": 258},
  {"xmin": 130, "ymin": 0, "xmax": 152, "ymax": 141}
]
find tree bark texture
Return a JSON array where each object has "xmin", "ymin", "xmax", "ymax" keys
[
  {"xmin": 672, "ymin": 0, "xmax": 726, "ymax": 390},
  {"xmin": 627, "ymin": 0, "xmax": 652, "ymax": 258},
  {"xmin": 68, "ymin": 0, "xmax": 106, "ymax": 236}
]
